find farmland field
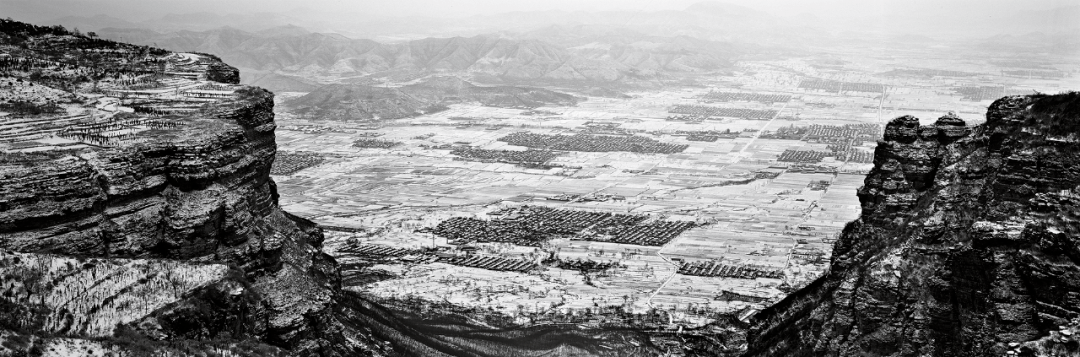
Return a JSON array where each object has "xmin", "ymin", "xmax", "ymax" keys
[{"xmin": 270, "ymin": 53, "xmax": 1069, "ymax": 326}]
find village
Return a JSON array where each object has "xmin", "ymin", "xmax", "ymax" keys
[
  {"xmin": 4, "ymin": 21, "xmax": 1072, "ymax": 331},
  {"xmin": 263, "ymin": 48, "xmax": 1080, "ymax": 329}
]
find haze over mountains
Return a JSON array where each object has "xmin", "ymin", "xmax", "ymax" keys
[
  {"xmin": 10, "ymin": 0, "xmax": 1080, "ymax": 43},
  {"xmin": 6, "ymin": 0, "xmax": 1076, "ymax": 93},
  {"xmin": 2, "ymin": 0, "xmax": 1079, "ymax": 355},
  {"xmin": 90, "ymin": 24, "xmax": 748, "ymax": 91},
  {"xmin": 17, "ymin": 2, "xmax": 814, "ymax": 43}
]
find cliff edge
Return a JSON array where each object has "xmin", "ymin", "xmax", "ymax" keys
[
  {"xmin": 0, "ymin": 19, "xmax": 377, "ymax": 356},
  {"xmin": 745, "ymin": 93, "xmax": 1080, "ymax": 357}
]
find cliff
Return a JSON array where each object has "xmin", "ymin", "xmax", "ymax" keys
[
  {"xmin": 745, "ymin": 93, "xmax": 1080, "ymax": 357},
  {"xmin": 0, "ymin": 19, "xmax": 375, "ymax": 356}
]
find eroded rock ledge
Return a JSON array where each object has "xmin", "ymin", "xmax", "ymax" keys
[
  {"xmin": 0, "ymin": 20, "xmax": 365, "ymax": 356},
  {"xmin": 745, "ymin": 93, "xmax": 1080, "ymax": 357}
]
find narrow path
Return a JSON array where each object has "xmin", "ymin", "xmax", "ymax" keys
[
  {"xmin": 877, "ymin": 86, "xmax": 888, "ymax": 124},
  {"xmin": 736, "ymin": 101, "xmax": 789, "ymax": 160},
  {"xmin": 644, "ymin": 231, "xmax": 688, "ymax": 308},
  {"xmin": 644, "ymin": 263, "xmax": 678, "ymax": 308}
]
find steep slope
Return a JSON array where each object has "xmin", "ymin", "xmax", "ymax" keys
[
  {"xmin": 0, "ymin": 19, "xmax": 379, "ymax": 356},
  {"xmin": 745, "ymin": 93, "xmax": 1080, "ymax": 357},
  {"xmin": 0, "ymin": 75, "xmax": 335, "ymax": 355}
]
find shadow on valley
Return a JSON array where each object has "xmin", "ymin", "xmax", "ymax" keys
[{"xmin": 336, "ymin": 291, "xmax": 663, "ymax": 357}]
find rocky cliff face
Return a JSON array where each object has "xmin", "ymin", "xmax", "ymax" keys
[
  {"xmin": 0, "ymin": 91, "xmax": 342, "ymax": 355},
  {"xmin": 0, "ymin": 20, "xmax": 366, "ymax": 356},
  {"xmin": 1, "ymin": 89, "xmax": 279, "ymax": 260},
  {"xmin": 745, "ymin": 93, "xmax": 1080, "ymax": 357},
  {"xmin": 205, "ymin": 60, "xmax": 242, "ymax": 84}
]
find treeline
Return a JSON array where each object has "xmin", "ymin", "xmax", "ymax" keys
[
  {"xmin": 0, "ymin": 99, "xmax": 62, "ymax": 115},
  {"xmin": 0, "ymin": 18, "xmax": 72, "ymax": 39},
  {"xmin": 1, "ymin": 18, "xmax": 168, "ymax": 56}
]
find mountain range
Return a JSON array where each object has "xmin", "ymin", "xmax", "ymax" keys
[
  {"xmin": 23, "ymin": 2, "xmax": 816, "ymax": 43},
  {"xmin": 20, "ymin": 1, "xmax": 1080, "ymax": 45},
  {"xmin": 92, "ymin": 25, "xmax": 745, "ymax": 90}
]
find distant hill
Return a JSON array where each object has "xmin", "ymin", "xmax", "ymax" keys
[
  {"xmin": 573, "ymin": 86, "xmax": 632, "ymax": 99},
  {"xmin": 94, "ymin": 25, "xmax": 741, "ymax": 84},
  {"xmin": 970, "ymin": 31, "xmax": 1080, "ymax": 55},
  {"xmin": 284, "ymin": 84, "xmax": 432, "ymax": 120},
  {"xmin": 256, "ymin": 24, "xmax": 312, "ymax": 37},
  {"xmin": 47, "ymin": 15, "xmax": 140, "ymax": 33},
  {"xmin": 443, "ymin": 2, "xmax": 821, "ymax": 45},
  {"xmin": 285, "ymin": 76, "xmax": 579, "ymax": 120},
  {"xmin": 516, "ymin": 24, "xmax": 741, "ymax": 74},
  {"xmin": 401, "ymin": 76, "xmax": 580, "ymax": 107},
  {"xmin": 26, "ymin": 0, "xmax": 1079, "ymax": 47},
  {"xmin": 683, "ymin": 1, "xmax": 769, "ymax": 19},
  {"xmin": 40, "ymin": 1, "xmax": 818, "ymax": 43},
  {"xmin": 244, "ymin": 71, "xmax": 320, "ymax": 92},
  {"xmin": 149, "ymin": 12, "xmax": 301, "ymax": 32}
]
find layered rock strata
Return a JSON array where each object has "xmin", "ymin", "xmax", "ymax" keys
[
  {"xmin": 0, "ymin": 21, "xmax": 356, "ymax": 356},
  {"xmin": 745, "ymin": 94, "xmax": 1080, "ymax": 357}
]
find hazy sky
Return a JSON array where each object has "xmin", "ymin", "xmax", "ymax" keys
[
  {"xmin": 5, "ymin": 0, "xmax": 1075, "ymax": 20},
  {"xmin": 4, "ymin": 0, "xmax": 1078, "ymax": 40}
]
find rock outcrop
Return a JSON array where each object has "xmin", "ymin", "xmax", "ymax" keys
[
  {"xmin": 745, "ymin": 93, "xmax": 1080, "ymax": 357},
  {"xmin": 0, "ymin": 19, "xmax": 368, "ymax": 356},
  {"xmin": 205, "ymin": 59, "xmax": 242, "ymax": 84}
]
